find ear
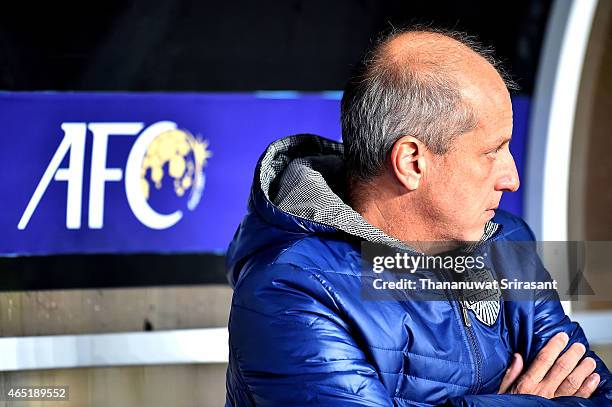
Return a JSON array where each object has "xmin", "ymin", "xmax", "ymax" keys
[{"xmin": 390, "ymin": 135, "xmax": 427, "ymax": 191}]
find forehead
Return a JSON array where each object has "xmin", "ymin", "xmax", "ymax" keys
[{"xmin": 458, "ymin": 64, "xmax": 513, "ymax": 140}]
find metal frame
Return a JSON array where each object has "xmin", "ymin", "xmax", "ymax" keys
[
  {"xmin": 0, "ymin": 328, "xmax": 228, "ymax": 372},
  {"xmin": 525, "ymin": 0, "xmax": 599, "ymax": 316},
  {"xmin": 525, "ymin": 0, "xmax": 598, "ymax": 241}
]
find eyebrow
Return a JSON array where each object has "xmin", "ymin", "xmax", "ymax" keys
[{"xmin": 492, "ymin": 135, "xmax": 512, "ymax": 146}]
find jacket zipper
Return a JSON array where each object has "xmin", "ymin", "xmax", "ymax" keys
[
  {"xmin": 461, "ymin": 302, "xmax": 472, "ymax": 327},
  {"xmin": 442, "ymin": 268, "xmax": 482, "ymax": 395},
  {"xmin": 452, "ymin": 224, "xmax": 505, "ymax": 394},
  {"xmin": 460, "ymin": 298, "xmax": 482, "ymax": 394}
]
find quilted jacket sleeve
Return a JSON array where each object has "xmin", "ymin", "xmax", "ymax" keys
[
  {"xmin": 442, "ymin": 299, "xmax": 612, "ymax": 406},
  {"xmin": 226, "ymin": 263, "xmax": 393, "ymax": 406},
  {"xmin": 442, "ymin": 221, "xmax": 612, "ymax": 406}
]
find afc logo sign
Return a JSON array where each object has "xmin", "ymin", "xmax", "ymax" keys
[{"xmin": 18, "ymin": 121, "xmax": 210, "ymax": 231}]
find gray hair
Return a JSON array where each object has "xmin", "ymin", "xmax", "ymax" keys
[{"xmin": 341, "ymin": 27, "xmax": 518, "ymax": 183}]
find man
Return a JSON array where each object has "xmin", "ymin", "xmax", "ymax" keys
[{"xmin": 225, "ymin": 28, "xmax": 611, "ymax": 406}]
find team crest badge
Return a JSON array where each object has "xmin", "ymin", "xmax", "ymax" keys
[{"xmin": 460, "ymin": 267, "xmax": 501, "ymax": 326}]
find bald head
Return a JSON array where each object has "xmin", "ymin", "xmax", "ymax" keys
[
  {"xmin": 384, "ymin": 31, "xmax": 513, "ymax": 125},
  {"xmin": 382, "ymin": 31, "xmax": 479, "ymax": 72},
  {"xmin": 341, "ymin": 28, "xmax": 516, "ymax": 183}
]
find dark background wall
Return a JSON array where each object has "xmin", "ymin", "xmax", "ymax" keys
[{"xmin": 1, "ymin": 0, "xmax": 551, "ymax": 93}]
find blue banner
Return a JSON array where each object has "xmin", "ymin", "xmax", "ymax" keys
[{"xmin": 0, "ymin": 92, "xmax": 528, "ymax": 256}]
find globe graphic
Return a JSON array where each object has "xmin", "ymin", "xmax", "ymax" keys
[{"xmin": 140, "ymin": 129, "xmax": 211, "ymax": 212}]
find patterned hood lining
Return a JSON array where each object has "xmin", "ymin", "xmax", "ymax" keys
[{"xmin": 259, "ymin": 135, "xmax": 498, "ymax": 251}]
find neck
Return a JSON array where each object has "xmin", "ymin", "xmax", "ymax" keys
[{"xmin": 353, "ymin": 179, "xmax": 458, "ymax": 254}]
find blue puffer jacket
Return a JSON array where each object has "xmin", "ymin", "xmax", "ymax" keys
[{"xmin": 225, "ymin": 135, "xmax": 612, "ymax": 406}]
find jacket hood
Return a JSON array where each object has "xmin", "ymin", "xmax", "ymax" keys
[
  {"xmin": 226, "ymin": 134, "xmax": 408, "ymax": 286},
  {"xmin": 226, "ymin": 134, "xmax": 500, "ymax": 286}
]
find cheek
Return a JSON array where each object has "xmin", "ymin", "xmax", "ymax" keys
[
  {"xmin": 426, "ymin": 156, "xmax": 491, "ymax": 216},
  {"xmin": 425, "ymin": 171, "xmax": 471, "ymax": 216},
  {"xmin": 443, "ymin": 165, "xmax": 491, "ymax": 216}
]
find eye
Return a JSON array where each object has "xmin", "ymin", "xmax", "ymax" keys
[
  {"xmin": 486, "ymin": 145, "xmax": 503, "ymax": 156},
  {"xmin": 486, "ymin": 141, "xmax": 509, "ymax": 157}
]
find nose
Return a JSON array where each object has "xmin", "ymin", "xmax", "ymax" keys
[{"xmin": 495, "ymin": 153, "xmax": 520, "ymax": 192}]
